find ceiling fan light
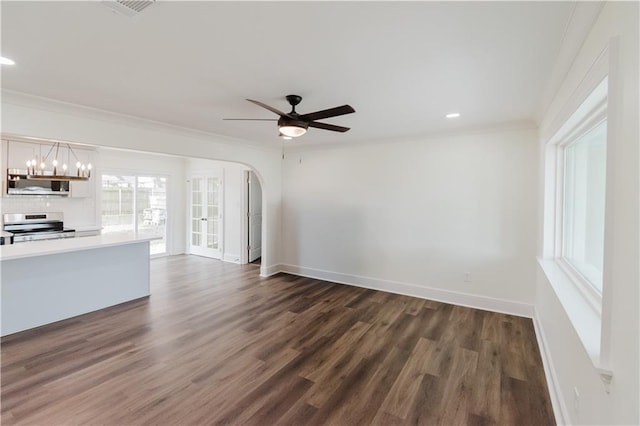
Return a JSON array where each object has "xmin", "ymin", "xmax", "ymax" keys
[
  {"xmin": 279, "ymin": 133, "xmax": 293, "ymax": 140},
  {"xmin": 0, "ymin": 56, "xmax": 15, "ymax": 66},
  {"xmin": 279, "ymin": 125, "xmax": 307, "ymax": 138},
  {"xmin": 277, "ymin": 116, "xmax": 308, "ymax": 138}
]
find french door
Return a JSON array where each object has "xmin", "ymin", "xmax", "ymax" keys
[{"xmin": 189, "ymin": 174, "xmax": 223, "ymax": 259}]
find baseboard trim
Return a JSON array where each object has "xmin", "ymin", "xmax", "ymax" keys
[
  {"xmin": 532, "ymin": 309, "xmax": 570, "ymax": 425},
  {"xmin": 223, "ymin": 253, "xmax": 241, "ymax": 264},
  {"xmin": 260, "ymin": 263, "xmax": 281, "ymax": 278},
  {"xmin": 278, "ymin": 263, "xmax": 534, "ymax": 318}
]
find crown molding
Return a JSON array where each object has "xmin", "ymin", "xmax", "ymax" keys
[
  {"xmin": 284, "ymin": 119, "xmax": 538, "ymax": 153},
  {"xmin": 1, "ymin": 90, "xmax": 279, "ymax": 152},
  {"xmin": 2, "ymin": 90, "xmax": 537, "ymax": 156}
]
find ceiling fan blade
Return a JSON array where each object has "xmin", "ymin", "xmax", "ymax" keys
[
  {"xmin": 246, "ymin": 99, "xmax": 290, "ymax": 117},
  {"xmin": 308, "ymin": 121, "xmax": 351, "ymax": 133},
  {"xmin": 299, "ymin": 105, "xmax": 355, "ymax": 122},
  {"xmin": 223, "ymin": 118, "xmax": 277, "ymax": 121}
]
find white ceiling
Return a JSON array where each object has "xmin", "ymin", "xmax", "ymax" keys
[{"xmin": 1, "ymin": 1, "xmax": 576, "ymax": 147}]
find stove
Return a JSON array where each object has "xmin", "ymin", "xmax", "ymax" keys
[{"xmin": 3, "ymin": 213, "xmax": 76, "ymax": 243}]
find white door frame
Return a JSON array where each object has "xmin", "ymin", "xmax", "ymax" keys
[
  {"xmin": 240, "ymin": 170, "xmax": 263, "ymax": 265},
  {"xmin": 240, "ymin": 170, "xmax": 250, "ymax": 264},
  {"xmin": 187, "ymin": 173, "xmax": 224, "ymax": 259},
  {"xmin": 248, "ymin": 170, "xmax": 262, "ymax": 262}
]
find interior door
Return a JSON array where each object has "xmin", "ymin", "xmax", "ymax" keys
[
  {"xmin": 247, "ymin": 171, "xmax": 262, "ymax": 262},
  {"xmin": 189, "ymin": 175, "xmax": 222, "ymax": 259}
]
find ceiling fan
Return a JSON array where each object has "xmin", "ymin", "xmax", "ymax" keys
[{"xmin": 224, "ymin": 95, "xmax": 355, "ymax": 139}]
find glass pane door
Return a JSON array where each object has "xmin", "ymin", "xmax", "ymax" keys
[
  {"xmin": 101, "ymin": 175, "xmax": 135, "ymax": 233},
  {"xmin": 191, "ymin": 177, "xmax": 203, "ymax": 247},
  {"xmin": 101, "ymin": 173, "xmax": 168, "ymax": 255},
  {"xmin": 207, "ymin": 177, "xmax": 220, "ymax": 249},
  {"xmin": 189, "ymin": 174, "xmax": 222, "ymax": 259},
  {"xmin": 137, "ymin": 176, "xmax": 167, "ymax": 255}
]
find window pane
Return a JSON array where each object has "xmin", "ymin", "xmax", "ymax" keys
[
  {"xmin": 101, "ymin": 175, "xmax": 135, "ymax": 234},
  {"xmin": 563, "ymin": 120, "xmax": 607, "ymax": 291},
  {"xmin": 137, "ymin": 176, "xmax": 167, "ymax": 255},
  {"xmin": 207, "ymin": 178, "xmax": 220, "ymax": 249},
  {"xmin": 191, "ymin": 177, "xmax": 204, "ymax": 249}
]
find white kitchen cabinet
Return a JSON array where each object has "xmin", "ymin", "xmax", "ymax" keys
[
  {"xmin": 1, "ymin": 234, "xmax": 152, "ymax": 336},
  {"xmin": 5, "ymin": 140, "xmax": 41, "ymax": 170},
  {"xmin": 69, "ymin": 147, "xmax": 96, "ymax": 198},
  {"xmin": 70, "ymin": 180, "xmax": 92, "ymax": 198}
]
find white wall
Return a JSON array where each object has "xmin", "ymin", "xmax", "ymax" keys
[
  {"xmin": 186, "ymin": 158, "xmax": 249, "ymax": 263},
  {"xmin": 99, "ymin": 148, "xmax": 186, "ymax": 256},
  {"xmin": 1, "ymin": 93, "xmax": 282, "ymax": 275},
  {"xmin": 536, "ymin": 2, "xmax": 639, "ymax": 424},
  {"xmin": 281, "ymin": 126, "xmax": 539, "ymax": 314}
]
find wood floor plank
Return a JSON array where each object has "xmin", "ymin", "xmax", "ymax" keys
[
  {"xmin": 404, "ymin": 296, "xmax": 427, "ymax": 316},
  {"xmin": 277, "ymin": 399, "xmax": 319, "ymax": 425},
  {"xmin": 437, "ymin": 347, "xmax": 479, "ymax": 425},
  {"xmin": 1, "ymin": 255, "xmax": 555, "ymax": 426},
  {"xmin": 371, "ymin": 410, "xmax": 407, "ymax": 426},
  {"xmin": 500, "ymin": 320, "xmax": 529, "ymax": 381},
  {"xmin": 470, "ymin": 339, "xmax": 502, "ymax": 424},
  {"xmin": 379, "ymin": 337, "xmax": 435, "ymax": 419},
  {"xmin": 406, "ymin": 372, "xmax": 443, "ymax": 425},
  {"xmin": 328, "ymin": 344, "xmax": 414, "ymax": 426}
]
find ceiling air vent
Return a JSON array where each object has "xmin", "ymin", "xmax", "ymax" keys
[{"xmin": 102, "ymin": 0, "xmax": 156, "ymax": 18}]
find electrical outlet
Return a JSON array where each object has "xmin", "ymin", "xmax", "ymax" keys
[{"xmin": 573, "ymin": 386, "xmax": 580, "ymax": 415}]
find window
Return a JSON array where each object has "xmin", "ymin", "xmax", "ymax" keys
[
  {"xmin": 542, "ymin": 76, "xmax": 608, "ymax": 316},
  {"xmin": 540, "ymin": 48, "xmax": 615, "ymax": 374},
  {"xmin": 101, "ymin": 174, "xmax": 167, "ymax": 255},
  {"xmin": 562, "ymin": 120, "xmax": 607, "ymax": 292}
]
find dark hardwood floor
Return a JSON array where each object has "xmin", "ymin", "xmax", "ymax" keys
[{"xmin": 1, "ymin": 255, "xmax": 555, "ymax": 425}]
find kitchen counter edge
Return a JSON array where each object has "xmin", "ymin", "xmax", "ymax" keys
[{"xmin": 0, "ymin": 234, "xmax": 155, "ymax": 261}]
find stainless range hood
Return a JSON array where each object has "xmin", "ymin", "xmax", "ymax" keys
[{"xmin": 6, "ymin": 171, "xmax": 70, "ymax": 196}]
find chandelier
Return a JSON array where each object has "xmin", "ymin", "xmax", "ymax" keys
[{"xmin": 20, "ymin": 141, "xmax": 92, "ymax": 181}]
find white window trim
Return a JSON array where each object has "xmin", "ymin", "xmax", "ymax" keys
[
  {"xmin": 540, "ymin": 40, "xmax": 617, "ymax": 384},
  {"xmin": 548, "ymin": 78, "xmax": 607, "ymax": 306},
  {"xmin": 554, "ymin": 257, "xmax": 602, "ymax": 314}
]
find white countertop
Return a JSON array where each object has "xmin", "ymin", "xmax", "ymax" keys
[
  {"xmin": 70, "ymin": 225, "xmax": 103, "ymax": 233},
  {"xmin": 0, "ymin": 233, "xmax": 154, "ymax": 261}
]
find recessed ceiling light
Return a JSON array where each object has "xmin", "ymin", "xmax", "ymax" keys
[
  {"xmin": 0, "ymin": 56, "xmax": 15, "ymax": 66},
  {"xmin": 445, "ymin": 112, "xmax": 460, "ymax": 118}
]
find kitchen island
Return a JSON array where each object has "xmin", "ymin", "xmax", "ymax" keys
[{"xmin": 1, "ymin": 233, "xmax": 152, "ymax": 336}]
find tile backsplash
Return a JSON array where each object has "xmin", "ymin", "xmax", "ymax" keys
[{"xmin": 1, "ymin": 196, "xmax": 97, "ymax": 228}]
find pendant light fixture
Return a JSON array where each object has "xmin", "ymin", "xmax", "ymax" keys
[{"xmin": 13, "ymin": 141, "xmax": 92, "ymax": 181}]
